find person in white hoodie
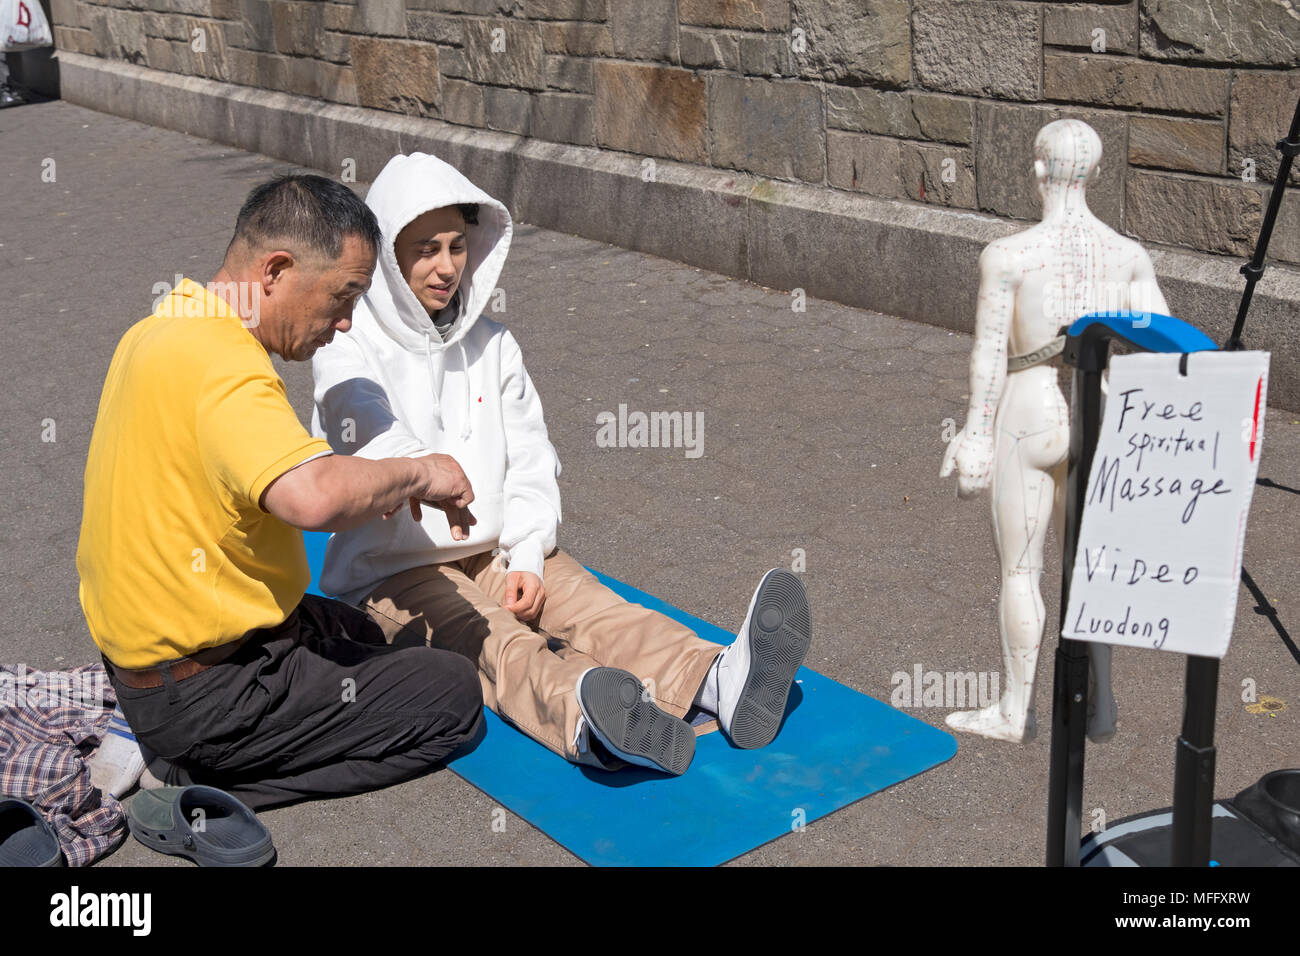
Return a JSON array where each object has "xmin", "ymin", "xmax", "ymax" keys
[{"xmin": 312, "ymin": 152, "xmax": 812, "ymax": 776}]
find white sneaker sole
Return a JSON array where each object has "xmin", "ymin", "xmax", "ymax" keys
[
  {"xmin": 727, "ymin": 569, "xmax": 812, "ymax": 749},
  {"xmin": 576, "ymin": 667, "xmax": 695, "ymax": 776}
]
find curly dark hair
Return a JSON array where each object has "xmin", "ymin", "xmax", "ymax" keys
[{"xmin": 456, "ymin": 202, "xmax": 480, "ymax": 226}]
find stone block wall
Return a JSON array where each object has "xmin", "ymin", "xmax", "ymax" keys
[{"xmin": 47, "ymin": 0, "xmax": 1300, "ymax": 266}]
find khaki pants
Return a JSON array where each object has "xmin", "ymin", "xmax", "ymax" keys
[{"xmin": 363, "ymin": 549, "xmax": 722, "ymax": 770}]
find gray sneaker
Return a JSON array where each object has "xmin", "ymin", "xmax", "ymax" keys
[
  {"xmin": 715, "ymin": 569, "xmax": 812, "ymax": 749},
  {"xmin": 576, "ymin": 667, "xmax": 695, "ymax": 776}
]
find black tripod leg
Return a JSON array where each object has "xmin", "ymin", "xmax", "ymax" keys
[
  {"xmin": 1171, "ymin": 655, "xmax": 1219, "ymax": 866},
  {"xmin": 1047, "ymin": 637, "xmax": 1090, "ymax": 866}
]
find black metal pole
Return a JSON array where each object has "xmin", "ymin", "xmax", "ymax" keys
[
  {"xmin": 1225, "ymin": 93, "xmax": 1300, "ymax": 351},
  {"xmin": 1047, "ymin": 330, "xmax": 1108, "ymax": 866},
  {"xmin": 1171, "ymin": 655, "xmax": 1219, "ymax": 866}
]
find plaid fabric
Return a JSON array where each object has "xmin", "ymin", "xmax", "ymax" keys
[{"xmin": 0, "ymin": 663, "xmax": 127, "ymax": 866}]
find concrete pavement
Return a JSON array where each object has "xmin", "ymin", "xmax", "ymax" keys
[{"xmin": 2, "ymin": 98, "xmax": 1297, "ymax": 866}]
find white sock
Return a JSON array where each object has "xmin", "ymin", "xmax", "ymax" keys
[
  {"xmin": 89, "ymin": 707, "xmax": 146, "ymax": 799},
  {"xmin": 691, "ymin": 651, "xmax": 725, "ymax": 715}
]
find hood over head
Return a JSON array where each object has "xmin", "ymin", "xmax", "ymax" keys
[{"xmin": 361, "ymin": 152, "xmax": 512, "ymax": 351}]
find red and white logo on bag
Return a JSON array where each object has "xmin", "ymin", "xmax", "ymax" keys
[{"xmin": 4, "ymin": 0, "xmax": 54, "ymax": 50}]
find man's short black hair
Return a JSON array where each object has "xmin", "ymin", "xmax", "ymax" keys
[
  {"xmin": 229, "ymin": 173, "xmax": 382, "ymax": 262},
  {"xmin": 456, "ymin": 203, "xmax": 479, "ymax": 226}
]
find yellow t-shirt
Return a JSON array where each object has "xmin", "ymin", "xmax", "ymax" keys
[{"xmin": 77, "ymin": 278, "xmax": 332, "ymax": 668}]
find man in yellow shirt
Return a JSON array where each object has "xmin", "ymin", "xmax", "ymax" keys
[{"xmin": 77, "ymin": 174, "xmax": 484, "ymax": 809}]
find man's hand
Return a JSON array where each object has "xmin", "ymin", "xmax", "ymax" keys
[
  {"xmin": 383, "ymin": 453, "xmax": 477, "ymax": 540},
  {"xmin": 502, "ymin": 571, "xmax": 545, "ymax": 623},
  {"xmin": 940, "ymin": 425, "xmax": 996, "ymax": 499}
]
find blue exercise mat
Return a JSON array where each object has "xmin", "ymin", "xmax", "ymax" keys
[{"xmin": 303, "ymin": 532, "xmax": 957, "ymax": 866}]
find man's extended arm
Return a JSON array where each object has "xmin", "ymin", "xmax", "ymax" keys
[{"xmin": 261, "ymin": 452, "xmax": 474, "ymax": 534}]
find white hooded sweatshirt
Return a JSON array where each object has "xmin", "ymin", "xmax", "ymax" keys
[{"xmin": 310, "ymin": 152, "xmax": 562, "ymax": 606}]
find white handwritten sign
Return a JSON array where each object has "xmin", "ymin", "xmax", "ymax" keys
[{"xmin": 1062, "ymin": 351, "xmax": 1269, "ymax": 658}]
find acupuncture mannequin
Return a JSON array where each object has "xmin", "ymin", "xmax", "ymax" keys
[{"xmin": 940, "ymin": 119, "xmax": 1169, "ymax": 743}]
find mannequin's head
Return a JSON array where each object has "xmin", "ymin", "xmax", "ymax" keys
[{"xmin": 1033, "ymin": 120, "xmax": 1102, "ymax": 203}]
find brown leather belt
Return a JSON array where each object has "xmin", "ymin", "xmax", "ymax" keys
[
  {"xmin": 106, "ymin": 609, "xmax": 301, "ymax": 689},
  {"xmin": 107, "ymin": 638, "xmax": 248, "ymax": 689}
]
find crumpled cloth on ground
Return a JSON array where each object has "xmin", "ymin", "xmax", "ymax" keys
[{"xmin": 0, "ymin": 663, "xmax": 126, "ymax": 866}]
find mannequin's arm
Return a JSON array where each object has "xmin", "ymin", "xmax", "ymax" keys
[
  {"xmin": 965, "ymin": 244, "xmax": 1017, "ymax": 438},
  {"xmin": 941, "ymin": 243, "xmax": 1017, "ymax": 496},
  {"xmin": 1130, "ymin": 248, "xmax": 1170, "ymax": 320}
]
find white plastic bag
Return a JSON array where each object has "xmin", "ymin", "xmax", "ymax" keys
[{"xmin": 2, "ymin": 0, "xmax": 53, "ymax": 53}]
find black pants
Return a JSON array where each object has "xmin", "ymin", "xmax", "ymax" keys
[{"xmin": 106, "ymin": 595, "xmax": 485, "ymax": 811}]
